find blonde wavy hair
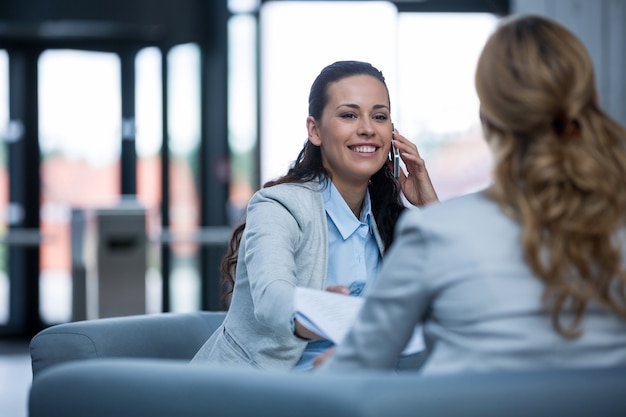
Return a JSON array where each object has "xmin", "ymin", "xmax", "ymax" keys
[{"xmin": 475, "ymin": 15, "xmax": 626, "ymax": 338}]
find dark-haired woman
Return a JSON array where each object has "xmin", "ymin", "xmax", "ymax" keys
[{"xmin": 190, "ymin": 60, "xmax": 438, "ymax": 371}]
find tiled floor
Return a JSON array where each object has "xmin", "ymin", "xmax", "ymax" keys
[{"xmin": 0, "ymin": 340, "xmax": 31, "ymax": 417}]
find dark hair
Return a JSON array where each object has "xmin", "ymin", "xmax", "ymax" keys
[{"xmin": 221, "ymin": 61, "xmax": 404, "ymax": 297}]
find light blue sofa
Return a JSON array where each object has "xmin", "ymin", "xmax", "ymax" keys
[
  {"xmin": 30, "ymin": 311, "xmax": 226, "ymax": 376},
  {"xmin": 28, "ymin": 312, "xmax": 626, "ymax": 417}
]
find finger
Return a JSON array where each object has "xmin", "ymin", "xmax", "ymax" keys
[
  {"xmin": 401, "ymin": 153, "xmax": 426, "ymax": 170},
  {"xmin": 325, "ymin": 285, "xmax": 350, "ymax": 295},
  {"xmin": 393, "ymin": 139, "xmax": 420, "ymax": 160}
]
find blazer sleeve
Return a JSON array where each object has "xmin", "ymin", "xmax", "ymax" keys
[{"xmin": 241, "ymin": 189, "xmax": 307, "ymax": 337}]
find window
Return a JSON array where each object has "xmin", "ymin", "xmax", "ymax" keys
[
  {"xmin": 167, "ymin": 43, "xmax": 202, "ymax": 312},
  {"xmin": 0, "ymin": 50, "xmax": 8, "ymax": 324},
  {"xmin": 259, "ymin": 1, "xmax": 497, "ymax": 200},
  {"xmin": 227, "ymin": 13, "xmax": 258, "ymax": 224},
  {"xmin": 135, "ymin": 47, "xmax": 163, "ymax": 314},
  {"xmin": 38, "ymin": 49, "xmax": 121, "ymax": 323},
  {"xmin": 396, "ymin": 12, "xmax": 496, "ymax": 200}
]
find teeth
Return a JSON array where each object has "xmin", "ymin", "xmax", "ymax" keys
[{"xmin": 353, "ymin": 146, "xmax": 376, "ymax": 153}]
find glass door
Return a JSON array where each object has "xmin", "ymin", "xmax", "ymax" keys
[
  {"xmin": 166, "ymin": 43, "xmax": 202, "ymax": 313},
  {"xmin": 38, "ymin": 50, "xmax": 122, "ymax": 323}
]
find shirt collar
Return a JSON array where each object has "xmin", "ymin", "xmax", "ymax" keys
[{"xmin": 321, "ymin": 180, "xmax": 373, "ymax": 240}]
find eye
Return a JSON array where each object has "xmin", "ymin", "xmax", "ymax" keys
[
  {"xmin": 340, "ymin": 113, "xmax": 357, "ymax": 119},
  {"xmin": 373, "ymin": 114, "xmax": 389, "ymax": 121}
]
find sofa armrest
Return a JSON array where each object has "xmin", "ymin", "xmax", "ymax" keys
[{"xmin": 29, "ymin": 311, "xmax": 225, "ymax": 377}]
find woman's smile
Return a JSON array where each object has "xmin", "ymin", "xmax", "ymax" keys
[{"xmin": 349, "ymin": 145, "xmax": 379, "ymax": 154}]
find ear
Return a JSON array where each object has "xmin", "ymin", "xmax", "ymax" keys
[{"xmin": 306, "ymin": 116, "xmax": 322, "ymax": 146}]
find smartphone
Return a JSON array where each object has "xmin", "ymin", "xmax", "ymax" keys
[{"xmin": 389, "ymin": 124, "xmax": 400, "ymax": 178}]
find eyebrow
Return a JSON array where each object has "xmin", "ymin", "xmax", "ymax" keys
[{"xmin": 335, "ymin": 103, "xmax": 390, "ymax": 111}]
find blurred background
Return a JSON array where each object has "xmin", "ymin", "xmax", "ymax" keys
[
  {"xmin": 2, "ymin": 1, "xmax": 626, "ymax": 415},
  {"xmin": 0, "ymin": 0, "xmax": 625, "ymax": 340}
]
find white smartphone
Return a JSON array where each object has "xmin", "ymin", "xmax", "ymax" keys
[{"xmin": 390, "ymin": 124, "xmax": 400, "ymax": 178}]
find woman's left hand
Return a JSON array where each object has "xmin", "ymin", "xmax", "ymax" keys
[
  {"xmin": 390, "ymin": 128, "xmax": 439, "ymax": 206},
  {"xmin": 313, "ymin": 346, "xmax": 335, "ymax": 368}
]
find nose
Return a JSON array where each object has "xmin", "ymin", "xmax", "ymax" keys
[{"xmin": 357, "ymin": 118, "xmax": 375, "ymax": 136}]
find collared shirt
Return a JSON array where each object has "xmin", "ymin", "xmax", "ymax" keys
[
  {"xmin": 293, "ymin": 180, "xmax": 382, "ymax": 372},
  {"xmin": 323, "ymin": 180, "xmax": 382, "ymax": 289}
]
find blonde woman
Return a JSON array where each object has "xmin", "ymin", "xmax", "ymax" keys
[{"xmin": 318, "ymin": 15, "xmax": 626, "ymax": 374}]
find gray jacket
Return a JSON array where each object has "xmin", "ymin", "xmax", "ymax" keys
[
  {"xmin": 322, "ymin": 191, "xmax": 626, "ymax": 374},
  {"xmin": 191, "ymin": 179, "xmax": 385, "ymax": 370}
]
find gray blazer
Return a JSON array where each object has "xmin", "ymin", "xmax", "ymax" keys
[
  {"xmin": 322, "ymin": 191, "xmax": 626, "ymax": 374},
  {"xmin": 191, "ymin": 179, "xmax": 385, "ymax": 370}
]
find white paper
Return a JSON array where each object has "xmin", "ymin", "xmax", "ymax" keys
[{"xmin": 294, "ymin": 287, "xmax": 424, "ymax": 355}]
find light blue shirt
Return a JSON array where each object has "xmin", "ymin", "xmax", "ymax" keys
[
  {"xmin": 324, "ymin": 180, "xmax": 382, "ymax": 289},
  {"xmin": 293, "ymin": 180, "xmax": 382, "ymax": 371}
]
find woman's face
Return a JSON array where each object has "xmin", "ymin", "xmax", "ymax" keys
[{"xmin": 307, "ymin": 74, "xmax": 392, "ymax": 187}]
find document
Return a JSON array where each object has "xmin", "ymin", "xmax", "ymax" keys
[{"xmin": 293, "ymin": 287, "xmax": 425, "ymax": 355}]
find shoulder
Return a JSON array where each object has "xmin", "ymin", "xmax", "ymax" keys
[
  {"xmin": 252, "ymin": 181, "xmax": 322, "ymax": 208},
  {"xmin": 248, "ymin": 180, "xmax": 325, "ymax": 223},
  {"xmin": 395, "ymin": 191, "xmax": 523, "ymax": 266},
  {"xmin": 398, "ymin": 191, "xmax": 506, "ymax": 236},
  {"xmin": 389, "ymin": 192, "xmax": 522, "ymax": 289},
  {"xmin": 401, "ymin": 191, "xmax": 490, "ymax": 219},
  {"xmin": 255, "ymin": 181, "xmax": 320, "ymax": 200}
]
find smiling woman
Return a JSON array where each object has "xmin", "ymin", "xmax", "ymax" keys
[
  {"xmin": 189, "ymin": 60, "xmax": 438, "ymax": 372},
  {"xmin": 259, "ymin": 1, "xmax": 398, "ymax": 185}
]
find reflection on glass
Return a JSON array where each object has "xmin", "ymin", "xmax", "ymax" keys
[
  {"xmin": 38, "ymin": 50, "xmax": 121, "ymax": 323},
  {"xmin": 167, "ymin": 43, "xmax": 201, "ymax": 312},
  {"xmin": 136, "ymin": 47, "xmax": 163, "ymax": 314},
  {"xmin": 0, "ymin": 50, "xmax": 8, "ymax": 324}
]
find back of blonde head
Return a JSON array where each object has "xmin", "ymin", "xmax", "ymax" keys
[{"xmin": 475, "ymin": 15, "xmax": 626, "ymax": 338}]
